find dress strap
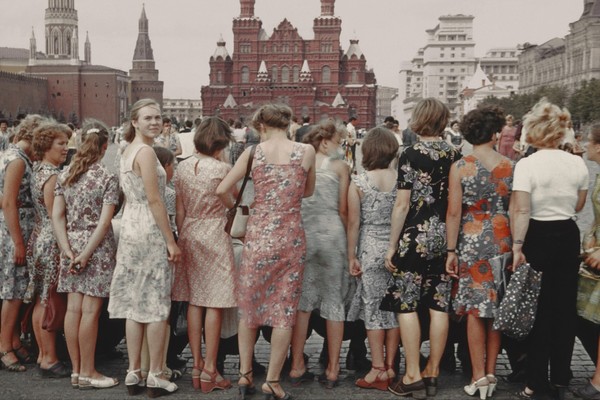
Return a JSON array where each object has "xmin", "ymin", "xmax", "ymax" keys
[
  {"xmin": 290, "ymin": 143, "xmax": 306, "ymax": 165},
  {"xmin": 121, "ymin": 143, "xmax": 149, "ymax": 173}
]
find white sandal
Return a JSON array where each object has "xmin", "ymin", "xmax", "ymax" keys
[{"xmin": 146, "ymin": 371, "xmax": 178, "ymax": 398}]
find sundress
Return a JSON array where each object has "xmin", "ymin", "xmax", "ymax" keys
[
  {"xmin": 108, "ymin": 143, "xmax": 172, "ymax": 323},
  {"xmin": 25, "ymin": 163, "xmax": 61, "ymax": 304},
  {"xmin": 388, "ymin": 140, "xmax": 461, "ymax": 313},
  {"xmin": 0, "ymin": 145, "xmax": 34, "ymax": 300},
  {"xmin": 56, "ymin": 162, "xmax": 119, "ymax": 297},
  {"xmin": 298, "ymin": 157, "xmax": 350, "ymax": 322},
  {"xmin": 172, "ymin": 156, "xmax": 236, "ymax": 308},
  {"xmin": 237, "ymin": 143, "xmax": 308, "ymax": 329},
  {"xmin": 347, "ymin": 172, "xmax": 399, "ymax": 330},
  {"xmin": 451, "ymin": 155, "xmax": 514, "ymax": 318}
]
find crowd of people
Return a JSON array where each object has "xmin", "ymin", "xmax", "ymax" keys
[{"xmin": 0, "ymin": 96, "xmax": 599, "ymax": 400}]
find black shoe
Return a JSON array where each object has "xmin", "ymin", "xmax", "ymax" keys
[
  {"xmin": 167, "ymin": 356, "xmax": 187, "ymax": 369},
  {"xmin": 389, "ymin": 378, "xmax": 427, "ymax": 399}
]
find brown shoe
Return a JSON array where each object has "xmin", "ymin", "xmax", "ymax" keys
[{"xmin": 388, "ymin": 377, "xmax": 426, "ymax": 399}]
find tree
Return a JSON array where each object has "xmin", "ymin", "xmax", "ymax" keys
[
  {"xmin": 479, "ymin": 85, "xmax": 569, "ymax": 121},
  {"xmin": 568, "ymin": 79, "xmax": 600, "ymax": 125}
]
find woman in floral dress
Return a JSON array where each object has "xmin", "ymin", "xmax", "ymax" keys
[
  {"xmin": 108, "ymin": 99, "xmax": 181, "ymax": 397},
  {"xmin": 172, "ymin": 116, "xmax": 236, "ymax": 393},
  {"xmin": 290, "ymin": 120, "xmax": 350, "ymax": 388},
  {"xmin": 348, "ymin": 127, "xmax": 400, "ymax": 391},
  {"xmin": 445, "ymin": 106, "xmax": 513, "ymax": 399},
  {"xmin": 0, "ymin": 114, "xmax": 44, "ymax": 372},
  {"xmin": 26, "ymin": 122, "xmax": 70, "ymax": 378},
  {"xmin": 217, "ymin": 103, "xmax": 316, "ymax": 400},
  {"xmin": 54, "ymin": 120, "xmax": 119, "ymax": 389},
  {"xmin": 384, "ymin": 98, "xmax": 461, "ymax": 398}
]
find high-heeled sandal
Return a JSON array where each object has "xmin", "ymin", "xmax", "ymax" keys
[
  {"xmin": 486, "ymin": 374, "xmax": 497, "ymax": 397},
  {"xmin": 464, "ymin": 376, "xmax": 489, "ymax": 400},
  {"xmin": 146, "ymin": 371, "xmax": 177, "ymax": 398},
  {"xmin": 385, "ymin": 363, "xmax": 396, "ymax": 383},
  {"xmin": 125, "ymin": 369, "xmax": 145, "ymax": 396},
  {"xmin": 200, "ymin": 368, "xmax": 232, "ymax": 393},
  {"xmin": 191, "ymin": 365, "xmax": 202, "ymax": 390},
  {"xmin": 0, "ymin": 350, "xmax": 26, "ymax": 372},
  {"xmin": 262, "ymin": 380, "xmax": 292, "ymax": 400},
  {"xmin": 238, "ymin": 370, "xmax": 256, "ymax": 400},
  {"xmin": 13, "ymin": 345, "xmax": 35, "ymax": 364},
  {"xmin": 355, "ymin": 366, "xmax": 389, "ymax": 391}
]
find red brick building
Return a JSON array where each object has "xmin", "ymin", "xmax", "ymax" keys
[{"xmin": 201, "ymin": 0, "xmax": 377, "ymax": 126}]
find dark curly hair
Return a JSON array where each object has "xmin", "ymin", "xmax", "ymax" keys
[{"xmin": 460, "ymin": 106, "xmax": 506, "ymax": 145}]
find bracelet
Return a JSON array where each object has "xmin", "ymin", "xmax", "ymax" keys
[
  {"xmin": 513, "ymin": 239, "xmax": 524, "ymax": 244},
  {"xmin": 447, "ymin": 249, "xmax": 456, "ymax": 253}
]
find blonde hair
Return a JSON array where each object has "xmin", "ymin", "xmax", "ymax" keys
[
  {"xmin": 15, "ymin": 114, "xmax": 47, "ymax": 142},
  {"xmin": 32, "ymin": 122, "xmax": 71, "ymax": 160},
  {"xmin": 303, "ymin": 119, "xmax": 346, "ymax": 151},
  {"xmin": 410, "ymin": 98, "xmax": 450, "ymax": 137},
  {"xmin": 63, "ymin": 119, "xmax": 109, "ymax": 187},
  {"xmin": 124, "ymin": 99, "xmax": 161, "ymax": 142},
  {"xmin": 524, "ymin": 98, "xmax": 570, "ymax": 149}
]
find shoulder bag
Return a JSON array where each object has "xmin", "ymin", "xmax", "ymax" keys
[{"xmin": 224, "ymin": 145, "xmax": 256, "ymax": 238}]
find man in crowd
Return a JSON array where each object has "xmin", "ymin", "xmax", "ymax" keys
[{"xmin": 295, "ymin": 116, "xmax": 312, "ymax": 142}]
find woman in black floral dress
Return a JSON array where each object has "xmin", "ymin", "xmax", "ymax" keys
[{"xmin": 385, "ymin": 98, "xmax": 461, "ymax": 398}]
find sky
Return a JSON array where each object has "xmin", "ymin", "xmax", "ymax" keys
[{"xmin": 0, "ymin": 0, "xmax": 583, "ymax": 99}]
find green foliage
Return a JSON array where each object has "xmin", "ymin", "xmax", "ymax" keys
[
  {"xmin": 568, "ymin": 79, "xmax": 600, "ymax": 124},
  {"xmin": 479, "ymin": 85, "xmax": 569, "ymax": 121}
]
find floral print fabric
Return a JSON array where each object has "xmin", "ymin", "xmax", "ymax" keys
[
  {"xmin": 0, "ymin": 145, "xmax": 34, "ymax": 300},
  {"xmin": 25, "ymin": 163, "xmax": 61, "ymax": 304},
  {"xmin": 56, "ymin": 162, "xmax": 119, "ymax": 298},
  {"xmin": 347, "ymin": 172, "xmax": 399, "ymax": 330},
  {"xmin": 108, "ymin": 143, "xmax": 171, "ymax": 323},
  {"xmin": 237, "ymin": 143, "xmax": 308, "ymax": 329},
  {"xmin": 452, "ymin": 156, "xmax": 514, "ymax": 318},
  {"xmin": 172, "ymin": 156, "xmax": 236, "ymax": 308},
  {"xmin": 388, "ymin": 141, "xmax": 461, "ymax": 313}
]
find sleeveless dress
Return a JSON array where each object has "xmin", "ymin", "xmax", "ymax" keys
[
  {"xmin": 451, "ymin": 155, "xmax": 514, "ymax": 318},
  {"xmin": 171, "ymin": 156, "xmax": 237, "ymax": 308},
  {"xmin": 237, "ymin": 143, "xmax": 308, "ymax": 329},
  {"xmin": 25, "ymin": 163, "xmax": 61, "ymax": 304},
  {"xmin": 56, "ymin": 162, "xmax": 119, "ymax": 297},
  {"xmin": 347, "ymin": 172, "xmax": 399, "ymax": 330},
  {"xmin": 297, "ymin": 157, "xmax": 350, "ymax": 322},
  {"xmin": 108, "ymin": 143, "xmax": 171, "ymax": 323},
  {"xmin": 0, "ymin": 145, "xmax": 34, "ymax": 300}
]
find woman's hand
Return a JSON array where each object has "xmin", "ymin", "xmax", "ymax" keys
[
  {"xmin": 511, "ymin": 248, "xmax": 526, "ymax": 272},
  {"xmin": 384, "ymin": 247, "xmax": 398, "ymax": 273},
  {"xmin": 71, "ymin": 251, "xmax": 91, "ymax": 273},
  {"xmin": 585, "ymin": 248, "xmax": 600, "ymax": 270},
  {"xmin": 167, "ymin": 241, "xmax": 181, "ymax": 263},
  {"xmin": 445, "ymin": 252, "xmax": 459, "ymax": 278},
  {"xmin": 349, "ymin": 257, "xmax": 362, "ymax": 277},
  {"xmin": 13, "ymin": 241, "xmax": 25, "ymax": 266}
]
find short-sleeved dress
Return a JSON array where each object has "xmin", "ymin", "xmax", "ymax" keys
[
  {"xmin": 25, "ymin": 163, "xmax": 61, "ymax": 304},
  {"xmin": 56, "ymin": 162, "xmax": 119, "ymax": 298},
  {"xmin": 451, "ymin": 156, "xmax": 513, "ymax": 318},
  {"xmin": 388, "ymin": 140, "xmax": 461, "ymax": 313},
  {"xmin": 347, "ymin": 172, "xmax": 399, "ymax": 330},
  {"xmin": 172, "ymin": 156, "xmax": 236, "ymax": 308},
  {"xmin": 297, "ymin": 157, "xmax": 350, "ymax": 322},
  {"xmin": 0, "ymin": 145, "xmax": 34, "ymax": 300},
  {"xmin": 108, "ymin": 143, "xmax": 171, "ymax": 323},
  {"xmin": 237, "ymin": 143, "xmax": 308, "ymax": 329}
]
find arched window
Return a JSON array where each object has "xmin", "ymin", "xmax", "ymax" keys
[
  {"xmin": 54, "ymin": 35, "xmax": 59, "ymax": 54},
  {"xmin": 322, "ymin": 66, "xmax": 331, "ymax": 83},
  {"xmin": 272, "ymin": 66, "xmax": 278, "ymax": 82},
  {"xmin": 281, "ymin": 66, "xmax": 290, "ymax": 83},
  {"xmin": 241, "ymin": 66, "xmax": 249, "ymax": 84},
  {"xmin": 217, "ymin": 70, "xmax": 223, "ymax": 84},
  {"xmin": 293, "ymin": 66, "xmax": 300, "ymax": 82},
  {"xmin": 351, "ymin": 69, "xmax": 358, "ymax": 83}
]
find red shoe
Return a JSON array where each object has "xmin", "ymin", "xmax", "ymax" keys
[
  {"xmin": 200, "ymin": 368, "xmax": 231, "ymax": 393},
  {"xmin": 355, "ymin": 366, "xmax": 389, "ymax": 391}
]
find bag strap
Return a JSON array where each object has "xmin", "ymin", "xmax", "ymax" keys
[{"xmin": 232, "ymin": 145, "xmax": 256, "ymax": 208}]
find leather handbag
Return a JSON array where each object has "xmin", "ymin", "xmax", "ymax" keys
[
  {"xmin": 224, "ymin": 145, "xmax": 256, "ymax": 238},
  {"xmin": 42, "ymin": 281, "xmax": 67, "ymax": 332},
  {"xmin": 492, "ymin": 263, "xmax": 542, "ymax": 340}
]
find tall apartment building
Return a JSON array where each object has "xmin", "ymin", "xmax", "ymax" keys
[{"xmin": 480, "ymin": 48, "xmax": 519, "ymax": 91}]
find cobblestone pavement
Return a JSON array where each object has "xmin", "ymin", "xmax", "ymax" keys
[{"xmin": 2, "ymin": 144, "xmax": 599, "ymax": 399}]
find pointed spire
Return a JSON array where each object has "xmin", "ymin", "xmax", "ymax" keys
[
  {"xmin": 346, "ymin": 39, "xmax": 364, "ymax": 59},
  {"xmin": 29, "ymin": 27, "xmax": 36, "ymax": 60},
  {"xmin": 223, "ymin": 94, "xmax": 238, "ymax": 108},
  {"xmin": 84, "ymin": 31, "xmax": 91, "ymax": 64},
  {"xmin": 256, "ymin": 60, "xmax": 270, "ymax": 82},
  {"xmin": 133, "ymin": 4, "xmax": 154, "ymax": 61},
  {"xmin": 299, "ymin": 60, "xmax": 313, "ymax": 82},
  {"xmin": 212, "ymin": 35, "xmax": 230, "ymax": 60},
  {"xmin": 332, "ymin": 92, "xmax": 346, "ymax": 107},
  {"xmin": 465, "ymin": 63, "xmax": 492, "ymax": 90}
]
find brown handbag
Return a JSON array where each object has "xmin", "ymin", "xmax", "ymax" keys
[
  {"xmin": 42, "ymin": 281, "xmax": 67, "ymax": 332},
  {"xmin": 224, "ymin": 145, "xmax": 256, "ymax": 238}
]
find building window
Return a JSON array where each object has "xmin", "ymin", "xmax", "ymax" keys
[
  {"xmin": 351, "ymin": 69, "xmax": 358, "ymax": 83},
  {"xmin": 217, "ymin": 70, "xmax": 223, "ymax": 84},
  {"xmin": 241, "ymin": 66, "xmax": 249, "ymax": 83},
  {"xmin": 283, "ymin": 44, "xmax": 289, "ymax": 53},
  {"xmin": 293, "ymin": 66, "xmax": 300, "ymax": 82},
  {"xmin": 272, "ymin": 45, "xmax": 277, "ymax": 53},
  {"xmin": 281, "ymin": 66, "xmax": 290, "ymax": 83},
  {"xmin": 272, "ymin": 66, "xmax": 278, "ymax": 82},
  {"xmin": 322, "ymin": 66, "xmax": 331, "ymax": 83}
]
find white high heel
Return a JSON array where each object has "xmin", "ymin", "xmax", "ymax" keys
[
  {"xmin": 125, "ymin": 369, "xmax": 145, "ymax": 396},
  {"xmin": 486, "ymin": 374, "xmax": 497, "ymax": 397},
  {"xmin": 464, "ymin": 376, "xmax": 489, "ymax": 400},
  {"xmin": 146, "ymin": 371, "xmax": 177, "ymax": 398}
]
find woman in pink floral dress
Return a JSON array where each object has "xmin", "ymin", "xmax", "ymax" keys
[
  {"xmin": 54, "ymin": 120, "xmax": 119, "ymax": 389},
  {"xmin": 217, "ymin": 104, "xmax": 316, "ymax": 400},
  {"xmin": 172, "ymin": 116, "xmax": 236, "ymax": 393}
]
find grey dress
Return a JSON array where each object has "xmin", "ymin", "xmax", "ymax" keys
[
  {"xmin": 108, "ymin": 143, "xmax": 171, "ymax": 323},
  {"xmin": 297, "ymin": 157, "xmax": 350, "ymax": 321},
  {"xmin": 347, "ymin": 172, "xmax": 399, "ymax": 330}
]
